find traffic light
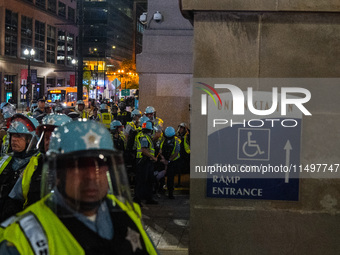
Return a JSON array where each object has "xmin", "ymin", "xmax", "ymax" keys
[{"xmin": 96, "ymin": 86, "xmax": 100, "ymax": 90}]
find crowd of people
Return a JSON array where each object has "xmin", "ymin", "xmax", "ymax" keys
[{"xmin": 0, "ymin": 98, "xmax": 190, "ymax": 254}]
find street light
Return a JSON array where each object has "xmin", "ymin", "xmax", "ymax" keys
[
  {"xmin": 24, "ymin": 48, "xmax": 35, "ymax": 107},
  {"xmin": 72, "ymin": 59, "xmax": 77, "ymax": 87}
]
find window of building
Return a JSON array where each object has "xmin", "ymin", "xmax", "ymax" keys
[
  {"xmin": 84, "ymin": 7, "xmax": 108, "ymax": 22},
  {"xmin": 5, "ymin": 10, "xmax": 18, "ymax": 57},
  {"xmin": 67, "ymin": 33, "xmax": 74, "ymax": 65},
  {"xmin": 48, "ymin": 0, "xmax": 57, "ymax": 13},
  {"xmin": 68, "ymin": 7, "xmax": 75, "ymax": 22},
  {"xmin": 57, "ymin": 30, "xmax": 66, "ymax": 65},
  {"xmin": 36, "ymin": 0, "xmax": 46, "ymax": 9},
  {"xmin": 137, "ymin": 22, "xmax": 144, "ymax": 33},
  {"xmin": 58, "ymin": 2, "xmax": 66, "ymax": 18},
  {"xmin": 35, "ymin": 20, "xmax": 45, "ymax": 62},
  {"xmin": 57, "ymin": 79, "xmax": 65, "ymax": 86},
  {"xmin": 21, "ymin": 16, "xmax": 33, "ymax": 55},
  {"xmin": 47, "ymin": 25, "xmax": 56, "ymax": 63},
  {"xmin": 47, "ymin": 78, "xmax": 56, "ymax": 87}
]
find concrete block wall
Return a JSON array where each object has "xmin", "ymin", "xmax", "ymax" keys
[
  {"xmin": 136, "ymin": 0, "xmax": 193, "ymax": 129},
  {"xmin": 182, "ymin": 2, "xmax": 340, "ymax": 254}
]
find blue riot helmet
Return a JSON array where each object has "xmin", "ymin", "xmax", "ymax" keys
[
  {"xmin": 54, "ymin": 105, "xmax": 63, "ymax": 113},
  {"xmin": 141, "ymin": 120, "xmax": 153, "ymax": 133},
  {"xmin": 138, "ymin": 116, "xmax": 149, "ymax": 126},
  {"xmin": 100, "ymin": 103, "xmax": 107, "ymax": 110},
  {"xmin": 76, "ymin": 100, "xmax": 85, "ymax": 106},
  {"xmin": 110, "ymin": 120, "xmax": 123, "ymax": 133},
  {"xmin": 67, "ymin": 111, "xmax": 80, "ymax": 121},
  {"xmin": 76, "ymin": 100, "xmax": 85, "ymax": 112},
  {"xmin": 164, "ymin": 126, "xmax": 176, "ymax": 138},
  {"xmin": 42, "ymin": 120, "xmax": 134, "ymax": 215},
  {"xmin": 2, "ymin": 103, "xmax": 16, "ymax": 120},
  {"xmin": 7, "ymin": 113, "xmax": 39, "ymax": 153},
  {"xmin": 131, "ymin": 109, "xmax": 142, "ymax": 119},
  {"xmin": 144, "ymin": 106, "xmax": 156, "ymax": 121},
  {"xmin": 7, "ymin": 114, "xmax": 38, "ymax": 135},
  {"xmin": 36, "ymin": 114, "xmax": 72, "ymax": 153},
  {"xmin": 41, "ymin": 114, "xmax": 72, "ymax": 127},
  {"xmin": 100, "ymin": 103, "xmax": 108, "ymax": 113},
  {"xmin": 145, "ymin": 106, "xmax": 155, "ymax": 115}
]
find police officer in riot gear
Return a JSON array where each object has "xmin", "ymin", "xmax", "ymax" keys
[
  {"xmin": 160, "ymin": 127, "xmax": 181, "ymax": 199},
  {"xmin": 144, "ymin": 106, "xmax": 163, "ymax": 129},
  {"xmin": 0, "ymin": 114, "xmax": 39, "ymax": 221},
  {"xmin": 117, "ymin": 101, "xmax": 132, "ymax": 126},
  {"xmin": 134, "ymin": 120, "xmax": 158, "ymax": 205},
  {"xmin": 0, "ymin": 120, "xmax": 158, "ymax": 255}
]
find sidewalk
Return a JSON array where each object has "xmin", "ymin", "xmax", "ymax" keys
[{"xmin": 141, "ymin": 174, "xmax": 190, "ymax": 255}]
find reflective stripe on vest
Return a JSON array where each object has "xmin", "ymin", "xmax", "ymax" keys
[
  {"xmin": 100, "ymin": 113, "xmax": 112, "ymax": 128},
  {"xmin": 18, "ymin": 212, "xmax": 49, "ymax": 255},
  {"xmin": 0, "ymin": 155, "xmax": 12, "ymax": 175},
  {"xmin": 80, "ymin": 111, "xmax": 89, "ymax": 119},
  {"xmin": 184, "ymin": 133, "xmax": 190, "ymax": 154},
  {"xmin": 1, "ymin": 134, "xmax": 9, "ymax": 156},
  {"xmin": 154, "ymin": 118, "xmax": 163, "ymax": 128},
  {"xmin": 160, "ymin": 137, "xmax": 181, "ymax": 161},
  {"xmin": 0, "ymin": 195, "xmax": 85, "ymax": 255},
  {"xmin": 22, "ymin": 153, "xmax": 41, "ymax": 207},
  {"xmin": 118, "ymin": 111, "xmax": 128, "ymax": 117},
  {"xmin": 126, "ymin": 121, "xmax": 137, "ymax": 131},
  {"xmin": 136, "ymin": 133, "xmax": 155, "ymax": 159},
  {"xmin": 0, "ymin": 195, "xmax": 158, "ymax": 255},
  {"xmin": 119, "ymin": 133, "xmax": 127, "ymax": 149}
]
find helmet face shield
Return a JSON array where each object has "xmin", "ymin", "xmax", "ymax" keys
[
  {"xmin": 41, "ymin": 150, "xmax": 134, "ymax": 216},
  {"xmin": 8, "ymin": 114, "xmax": 38, "ymax": 153}
]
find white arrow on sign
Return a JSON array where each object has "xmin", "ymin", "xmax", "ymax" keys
[{"xmin": 284, "ymin": 140, "xmax": 292, "ymax": 183}]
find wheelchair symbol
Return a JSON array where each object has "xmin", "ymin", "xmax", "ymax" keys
[{"xmin": 242, "ymin": 131, "xmax": 265, "ymax": 158}]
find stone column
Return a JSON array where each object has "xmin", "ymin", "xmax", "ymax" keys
[
  {"xmin": 181, "ymin": 1, "xmax": 340, "ymax": 254},
  {"xmin": 136, "ymin": 0, "xmax": 193, "ymax": 128}
]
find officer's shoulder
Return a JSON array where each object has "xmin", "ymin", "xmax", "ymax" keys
[{"xmin": 0, "ymin": 211, "xmax": 30, "ymax": 229}]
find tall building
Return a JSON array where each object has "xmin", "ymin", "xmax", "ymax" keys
[
  {"xmin": 0, "ymin": 0, "xmax": 78, "ymax": 106},
  {"xmin": 82, "ymin": 0, "xmax": 134, "ymax": 99},
  {"xmin": 133, "ymin": 0, "xmax": 147, "ymax": 62}
]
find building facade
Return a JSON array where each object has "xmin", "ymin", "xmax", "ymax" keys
[
  {"xmin": 0, "ymin": 0, "xmax": 78, "ymax": 107},
  {"xmin": 136, "ymin": 0, "xmax": 193, "ymax": 128},
  {"xmin": 82, "ymin": 0, "xmax": 134, "ymax": 100}
]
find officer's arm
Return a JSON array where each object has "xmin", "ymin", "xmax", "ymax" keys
[
  {"xmin": 0, "ymin": 241, "xmax": 20, "ymax": 255},
  {"xmin": 141, "ymin": 148, "xmax": 157, "ymax": 161},
  {"xmin": 169, "ymin": 152, "xmax": 178, "ymax": 162},
  {"xmin": 169, "ymin": 141, "xmax": 180, "ymax": 161}
]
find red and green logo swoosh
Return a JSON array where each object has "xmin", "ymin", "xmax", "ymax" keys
[{"xmin": 196, "ymin": 82, "xmax": 222, "ymax": 107}]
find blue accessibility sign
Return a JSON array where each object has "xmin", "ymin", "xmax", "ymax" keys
[
  {"xmin": 206, "ymin": 118, "xmax": 301, "ymax": 201},
  {"xmin": 237, "ymin": 128, "xmax": 270, "ymax": 161}
]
